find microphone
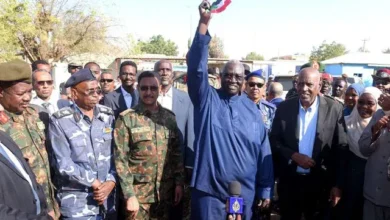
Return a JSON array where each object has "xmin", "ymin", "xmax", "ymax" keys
[{"xmin": 226, "ymin": 181, "xmax": 244, "ymax": 220}]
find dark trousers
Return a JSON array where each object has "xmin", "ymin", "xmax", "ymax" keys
[
  {"xmin": 339, "ymin": 152, "xmax": 366, "ymax": 220},
  {"xmin": 278, "ymin": 172, "xmax": 330, "ymax": 220}
]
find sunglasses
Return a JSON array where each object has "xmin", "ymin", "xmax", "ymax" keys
[
  {"xmin": 140, "ymin": 86, "xmax": 158, "ymax": 92},
  {"xmin": 375, "ymin": 79, "xmax": 390, "ymax": 85},
  {"xmin": 100, "ymin": 79, "xmax": 114, "ymax": 83},
  {"xmin": 248, "ymin": 82, "xmax": 264, "ymax": 88},
  {"xmin": 70, "ymin": 66, "xmax": 82, "ymax": 70},
  {"xmin": 37, "ymin": 80, "xmax": 53, "ymax": 86},
  {"xmin": 77, "ymin": 88, "xmax": 102, "ymax": 96}
]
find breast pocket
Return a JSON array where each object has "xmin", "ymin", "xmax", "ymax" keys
[
  {"xmin": 70, "ymin": 136, "xmax": 89, "ymax": 162},
  {"xmin": 131, "ymin": 130, "xmax": 154, "ymax": 157},
  {"xmin": 212, "ymin": 107, "xmax": 230, "ymax": 130}
]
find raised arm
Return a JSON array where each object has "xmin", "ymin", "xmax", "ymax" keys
[{"xmin": 187, "ymin": 1, "xmax": 212, "ymax": 108}]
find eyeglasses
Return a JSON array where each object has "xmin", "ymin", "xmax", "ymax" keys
[
  {"xmin": 248, "ymin": 82, "xmax": 264, "ymax": 88},
  {"xmin": 374, "ymin": 79, "xmax": 390, "ymax": 85},
  {"xmin": 77, "ymin": 88, "xmax": 102, "ymax": 96},
  {"xmin": 100, "ymin": 79, "xmax": 114, "ymax": 83},
  {"xmin": 70, "ymin": 66, "xmax": 82, "ymax": 70},
  {"xmin": 140, "ymin": 86, "xmax": 158, "ymax": 92},
  {"xmin": 37, "ymin": 80, "xmax": 53, "ymax": 86}
]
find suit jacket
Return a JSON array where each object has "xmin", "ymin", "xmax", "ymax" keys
[
  {"xmin": 270, "ymin": 95, "xmax": 348, "ymax": 187},
  {"xmin": 0, "ymin": 130, "xmax": 51, "ymax": 220},
  {"xmin": 172, "ymin": 88, "xmax": 195, "ymax": 169},
  {"xmin": 103, "ymin": 87, "xmax": 139, "ymax": 119}
]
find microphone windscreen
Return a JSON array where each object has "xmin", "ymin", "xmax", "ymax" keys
[{"xmin": 228, "ymin": 181, "xmax": 241, "ymax": 196}]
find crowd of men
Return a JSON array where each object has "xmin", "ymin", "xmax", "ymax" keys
[{"xmin": 2, "ymin": 2, "xmax": 390, "ymax": 220}]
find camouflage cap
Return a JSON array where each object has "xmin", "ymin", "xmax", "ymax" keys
[
  {"xmin": 64, "ymin": 68, "xmax": 96, "ymax": 88},
  {"xmin": 0, "ymin": 59, "xmax": 32, "ymax": 83}
]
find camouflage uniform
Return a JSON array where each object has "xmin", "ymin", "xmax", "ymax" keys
[
  {"xmin": 0, "ymin": 105, "xmax": 55, "ymax": 212},
  {"xmin": 114, "ymin": 103, "xmax": 185, "ymax": 220},
  {"xmin": 49, "ymin": 104, "xmax": 117, "ymax": 219}
]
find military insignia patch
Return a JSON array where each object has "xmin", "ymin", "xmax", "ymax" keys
[
  {"xmin": 104, "ymin": 127, "xmax": 112, "ymax": 133},
  {"xmin": 37, "ymin": 121, "xmax": 45, "ymax": 130}
]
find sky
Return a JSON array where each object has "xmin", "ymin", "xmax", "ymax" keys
[{"xmin": 94, "ymin": 0, "xmax": 390, "ymax": 60}]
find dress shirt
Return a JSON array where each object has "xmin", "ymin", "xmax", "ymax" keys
[
  {"xmin": 121, "ymin": 86, "xmax": 133, "ymax": 109},
  {"xmin": 157, "ymin": 87, "xmax": 173, "ymax": 111},
  {"xmin": 30, "ymin": 95, "xmax": 59, "ymax": 114},
  {"xmin": 0, "ymin": 142, "xmax": 41, "ymax": 214},
  {"xmin": 297, "ymin": 97, "xmax": 319, "ymax": 174}
]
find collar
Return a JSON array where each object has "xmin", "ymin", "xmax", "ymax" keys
[
  {"xmin": 71, "ymin": 103, "xmax": 99, "ymax": 122},
  {"xmin": 134, "ymin": 102, "xmax": 162, "ymax": 117},
  {"xmin": 161, "ymin": 86, "xmax": 173, "ymax": 98},
  {"xmin": 121, "ymin": 86, "xmax": 132, "ymax": 96},
  {"xmin": 299, "ymin": 96, "xmax": 319, "ymax": 112}
]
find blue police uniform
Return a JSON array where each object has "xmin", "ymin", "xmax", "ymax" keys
[
  {"xmin": 245, "ymin": 70, "xmax": 276, "ymax": 133},
  {"xmin": 49, "ymin": 69, "xmax": 117, "ymax": 219}
]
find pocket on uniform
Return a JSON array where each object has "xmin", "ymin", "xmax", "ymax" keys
[
  {"xmin": 133, "ymin": 174, "xmax": 152, "ymax": 184},
  {"xmin": 102, "ymin": 133, "xmax": 113, "ymax": 141},
  {"xmin": 70, "ymin": 137, "xmax": 88, "ymax": 162},
  {"xmin": 132, "ymin": 131, "xmax": 152, "ymax": 143}
]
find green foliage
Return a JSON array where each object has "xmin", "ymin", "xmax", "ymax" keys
[
  {"xmin": 244, "ymin": 52, "xmax": 264, "ymax": 61},
  {"xmin": 0, "ymin": 0, "xmax": 110, "ymax": 62},
  {"xmin": 209, "ymin": 35, "xmax": 225, "ymax": 58},
  {"xmin": 310, "ymin": 41, "xmax": 347, "ymax": 62},
  {"xmin": 138, "ymin": 35, "xmax": 178, "ymax": 56}
]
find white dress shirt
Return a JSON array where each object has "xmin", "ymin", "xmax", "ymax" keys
[
  {"xmin": 30, "ymin": 95, "xmax": 59, "ymax": 115},
  {"xmin": 121, "ymin": 86, "xmax": 133, "ymax": 109},
  {"xmin": 158, "ymin": 87, "xmax": 173, "ymax": 111},
  {"xmin": 0, "ymin": 142, "xmax": 41, "ymax": 214},
  {"xmin": 297, "ymin": 97, "xmax": 319, "ymax": 174}
]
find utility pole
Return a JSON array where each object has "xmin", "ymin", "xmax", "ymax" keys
[{"xmin": 362, "ymin": 38, "xmax": 370, "ymax": 52}]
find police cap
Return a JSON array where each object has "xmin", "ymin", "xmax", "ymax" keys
[{"xmin": 64, "ymin": 68, "xmax": 96, "ymax": 88}]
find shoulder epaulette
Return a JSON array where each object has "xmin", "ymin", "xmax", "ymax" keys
[
  {"xmin": 161, "ymin": 107, "xmax": 176, "ymax": 117},
  {"xmin": 26, "ymin": 105, "xmax": 39, "ymax": 114},
  {"xmin": 52, "ymin": 107, "xmax": 74, "ymax": 119},
  {"xmin": 119, "ymin": 108, "xmax": 135, "ymax": 117},
  {"xmin": 97, "ymin": 104, "xmax": 114, "ymax": 116}
]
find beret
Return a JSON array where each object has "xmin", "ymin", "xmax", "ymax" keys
[
  {"xmin": 321, "ymin": 73, "xmax": 333, "ymax": 82},
  {"xmin": 64, "ymin": 68, "xmax": 96, "ymax": 88},
  {"xmin": 0, "ymin": 59, "xmax": 32, "ymax": 83},
  {"xmin": 374, "ymin": 68, "xmax": 390, "ymax": 79},
  {"xmin": 245, "ymin": 69, "xmax": 265, "ymax": 81}
]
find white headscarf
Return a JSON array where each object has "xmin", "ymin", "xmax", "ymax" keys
[{"xmin": 345, "ymin": 87, "xmax": 382, "ymax": 159}]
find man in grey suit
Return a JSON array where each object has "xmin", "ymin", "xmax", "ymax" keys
[
  {"xmin": 103, "ymin": 61, "xmax": 139, "ymax": 118},
  {"xmin": 155, "ymin": 60, "xmax": 194, "ymax": 219}
]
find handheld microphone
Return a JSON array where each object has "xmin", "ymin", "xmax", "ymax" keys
[{"xmin": 226, "ymin": 181, "xmax": 244, "ymax": 220}]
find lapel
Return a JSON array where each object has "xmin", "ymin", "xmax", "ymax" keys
[
  {"xmin": 116, "ymin": 88, "xmax": 126, "ymax": 110},
  {"xmin": 290, "ymin": 98, "xmax": 300, "ymax": 152},
  {"xmin": 0, "ymin": 132, "xmax": 29, "ymax": 180},
  {"xmin": 172, "ymin": 88, "xmax": 183, "ymax": 113},
  {"xmin": 131, "ymin": 90, "xmax": 139, "ymax": 108},
  {"xmin": 313, "ymin": 96, "xmax": 328, "ymax": 159}
]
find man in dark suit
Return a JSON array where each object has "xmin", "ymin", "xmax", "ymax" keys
[
  {"xmin": 155, "ymin": 60, "xmax": 194, "ymax": 219},
  {"xmin": 0, "ymin": 130, "xmax": 52, "ymax": 220},
  {"xmin": 103, "ymin": 61, "xmax": 139, "ymax": 118},
  {"xmin": 270, "ymin": 67, "xmax": 348, "ymax": 220}
]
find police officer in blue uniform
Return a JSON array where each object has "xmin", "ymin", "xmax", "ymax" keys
[
  {"xmin": 245, "ymin": 69, "xmax": 276, "ymax": 132},
  {"xmin": 49, "ymin": 68, "xmax": 117, "ymax": 219}
]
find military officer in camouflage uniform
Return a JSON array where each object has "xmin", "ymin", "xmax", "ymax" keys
[
  {"xmin": 0, "ymin": 60, "xmax": 56, "ymax": 219},
  {"xmin": 49, "ymin": 69, "xmax": 117, "ymax": 219},
  {"xmin": 114, "ymin": 71, "xmax": 185, "ymax": 220},
  {"xmin": 245, "ymin": 70, "xmax": 276, "ymax": 132}
]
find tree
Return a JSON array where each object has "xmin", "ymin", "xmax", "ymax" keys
[
  {"xmin": 244, "ymin": 52, "xmax": 264, "ymax": 61},
  {"xmin": 310, "ymin": 41, "xmax": 347, "ymax": 61},
  {"xmin": 383, "ymin": 48, "xmax": 390, "ymax": 54},
  {"xmin": 0, "ymin": 0, "xmax": 112, "ymax": 62},
  {"xmin": 138, "ymin": 35, "xmax": 178, "ymax": 56},
  {"xmin": 209, "ymin": 35, "xmax": 225, "ymax": 58}
]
